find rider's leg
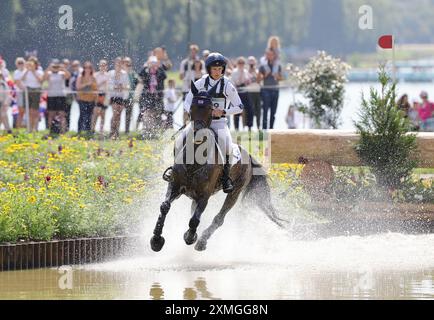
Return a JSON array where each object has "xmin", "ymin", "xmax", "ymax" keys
[{"xmin": 213, "ymin": 123, "xmax": 234, "ymax": 193}]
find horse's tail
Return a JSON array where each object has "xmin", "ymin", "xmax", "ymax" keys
[{"xmin": 242, "ymin": 156, "xmax": 286, "ymax": 228}]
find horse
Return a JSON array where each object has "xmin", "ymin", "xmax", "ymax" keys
[{"xmin": 150, "ymin": 83, "xmax": 286, "ymax": 252}]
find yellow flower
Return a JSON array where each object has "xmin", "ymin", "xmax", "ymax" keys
[
  {"xmin": 2, "ymin": 205, "xmax": 11, "ymax": 214},
  {"xmin": 422, "ymin": 179, "xmax": 432, "ymax": 189},
  {"xmin": 28, "ymin": 196, "xmax": 37, "ymax": 204}
]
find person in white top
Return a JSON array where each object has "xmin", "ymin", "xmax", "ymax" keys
[
  {"xmin": 230, "ymin": 56, "xmax": 252, "ymax": 131},
  {"xmin": 108, "ymin": 57, "xmax": 130, "ymax": 139},
  {"xmin": 0, "ymin": 58, "xmax": 10, "ymax": 81},
  {"xmin": 92, "ymin": 59, "xmax": 110, "ymax": 134},
  {"xmin": 21, "ymin": 57, "xmax": 43, "ymax": 132},
  {"xmin": 163, "ymin": 79, "xmax": 178, "ymax": 129},
  {"xmin": 182, "ymin": 52, "xmax": 244, "ymax": 193},
  {"xmin": 13, "ymin": 57, "xmax": 26, "ymax": 128},
  {"xmin": 43, "ymin": 59, "xmax": 71, "ymax": 133},
  {"xmin": 180, "ymin": 44, "xmax": 205, "ymax": 124},
  {"xmin": 0, "ymin": 71, "xmax": 11, "ymax": 133}
]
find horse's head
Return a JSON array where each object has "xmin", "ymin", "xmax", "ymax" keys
[{"xmin": 189, "ymin": 80, "xmax": 217, "ymax": 144}]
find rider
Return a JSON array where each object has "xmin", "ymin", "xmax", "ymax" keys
[
  {"xmin": 186, "ymin": 52, "xmax": 244, "ymax": 193},
  {"xmin": 166, "ymin": 52, "xmax": 244, "ymax": 193}
]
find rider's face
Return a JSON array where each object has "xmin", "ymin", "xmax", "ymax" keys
[{"xmin": 210, "ymin": 66, "xmax": 223, "ymax": 80}]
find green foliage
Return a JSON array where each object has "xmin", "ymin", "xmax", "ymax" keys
[
  {"xmin": 289, "ymin": 51, "xmax": 350, "ymax": 129},
  {"xmin": 354, "ymin": 68, "xmax": 419, "ymax": 189},
  {"xmin": 0, "ymin": 132, "xmax": 162, "ymax": 243}
]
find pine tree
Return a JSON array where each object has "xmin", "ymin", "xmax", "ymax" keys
[{"xmin": 355, "ymin": 68, "xmax": 419, "ymax": 189}]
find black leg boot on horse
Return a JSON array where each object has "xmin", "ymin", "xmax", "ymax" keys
[
  {"xmin": 184, "ymin": 199, "xmax": 209, "ymax": 245},
  {"xmin": 150, "ymin": 183, "xmax": 181, "ymax": 252}
]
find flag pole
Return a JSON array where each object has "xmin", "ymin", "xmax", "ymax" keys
[{"xmin": 392, "ymin": 35, "xmax": 396, "ymax": 83}]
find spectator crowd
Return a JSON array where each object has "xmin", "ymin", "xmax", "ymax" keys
[
  {"xmin": 0, "ymin": 36, "xmax": 287, "ymax": 137},
  {"xmin": 2, "ymin": 35, "xmax": 432, "ymax": 137},
  {"xmin": 398, "ymin": 91, "xmax": 434, "ymax": 132}
]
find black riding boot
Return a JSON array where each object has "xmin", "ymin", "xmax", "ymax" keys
[{"xmin": 222, "ymin": 156, "xmax": 234, "ymax": 193}]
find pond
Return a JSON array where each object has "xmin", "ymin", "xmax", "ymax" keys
[{"xmin": 1, "ymin": 197, "xmax": 433, "ymax": 300}]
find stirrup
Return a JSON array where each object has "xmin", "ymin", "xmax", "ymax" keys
[{"xmin": 163, "ymin": 167, "xmax": 173, "ymax": 182}]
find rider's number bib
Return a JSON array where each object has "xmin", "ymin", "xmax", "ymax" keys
[{"xmin": 212, "ymin": 98, "xmax": 226, "ymax": 111}]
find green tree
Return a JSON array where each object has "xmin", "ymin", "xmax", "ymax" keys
[{"xmin": 355, "ymin": 68, "xmax": 419, "ymax": 189}]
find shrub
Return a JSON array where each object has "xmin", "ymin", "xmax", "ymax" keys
[
  {"xmin": 288, "ymin": 51, "xmax": 350, "ymax": 129},
  {"xmin": 354, "ymin": 68, "xmax": 419, "ymax": 189}
]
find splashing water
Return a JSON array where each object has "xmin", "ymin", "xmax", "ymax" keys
[
  {"xmin": 73, "ymin": 188, "xmax": 434, "ymax": 300},
  {"xmin": 0, "ymin": 184, "xmax": 433, "ymax": 299}
]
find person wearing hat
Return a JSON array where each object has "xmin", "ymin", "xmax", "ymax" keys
[
  {"xmin": 43, "ymin": 59, "xmax": 71, "ymax": 133},
  {"xmin": 137, "ymin": 55, "xmax": 167, "ymax": 135},
  {"xmin": 202, "ymin": 50, "xmax": 210, "ymax": 61},
  {"xmin": 182, "ymin": 52, "xmax": 245, "ymax": 193}
]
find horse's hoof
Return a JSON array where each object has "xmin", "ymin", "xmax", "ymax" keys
[
  {"xmin": 150, "ymin": 235, "xmax": 165, "ymax": 252},
  {"xmin": 184, "ymin": 230, "xmax": 198, "ymax": 246},
  {"xmin": 194, "ymin": 241, "xmax": 207, "ymax": 252}
]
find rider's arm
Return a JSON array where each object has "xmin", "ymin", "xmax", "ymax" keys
[{"xmin": 224, "ymin": 80, "xmax": 244, "ymax": 115}]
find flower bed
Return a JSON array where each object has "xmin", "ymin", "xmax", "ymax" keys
[
  {"xmin": 0, "ymin": 133, "xmax": 162, "ymax": 243},
  {"xmin": 268, "ymin": 164, "xmax": 434, "ymax": 236}
]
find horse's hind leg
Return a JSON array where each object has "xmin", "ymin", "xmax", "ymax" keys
[
  {"xmin": 150, "ymin": 183, "xmax": 181, "ymax": 252},
  {"xmin": 195, "ymin": 189, "xmax": 242, "ymax": 251},
  {"xmin": 184, "ymin": 198, "xmax": 208, "ymax": 245}
]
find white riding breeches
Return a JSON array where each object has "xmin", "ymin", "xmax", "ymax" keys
[
  {"xmin": 210, "ymin": 119, "xmax": 233, "ymax": 157},
  {"xmin": 175, "ymin": 119, "xmax": 233, "ymax": 164}
]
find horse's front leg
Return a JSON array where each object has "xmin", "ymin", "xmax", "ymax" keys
[
  {"xmin": 195, "ymin": 189, "xmax": 242, "ymax": 251},
  {"xmin": 150, "ymin": 183, "xmax": 182, "ymax": 252},
  {"xmin": 184, "ymin": 198, "xmax": 209, "ymax": 245}
]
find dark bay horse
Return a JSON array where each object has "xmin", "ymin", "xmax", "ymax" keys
[{"xmin": 150, "ymin": 83, "xmax": 286, "ymax": 252}]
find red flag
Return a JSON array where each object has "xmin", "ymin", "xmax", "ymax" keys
[{"xmin": 378, "ymin": 35, "xmax": 394, "ymax": 49}]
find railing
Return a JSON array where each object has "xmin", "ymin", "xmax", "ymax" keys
[{"xmin": 0, "ymin": 236, "xmax": 142, "ymax": 271}]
